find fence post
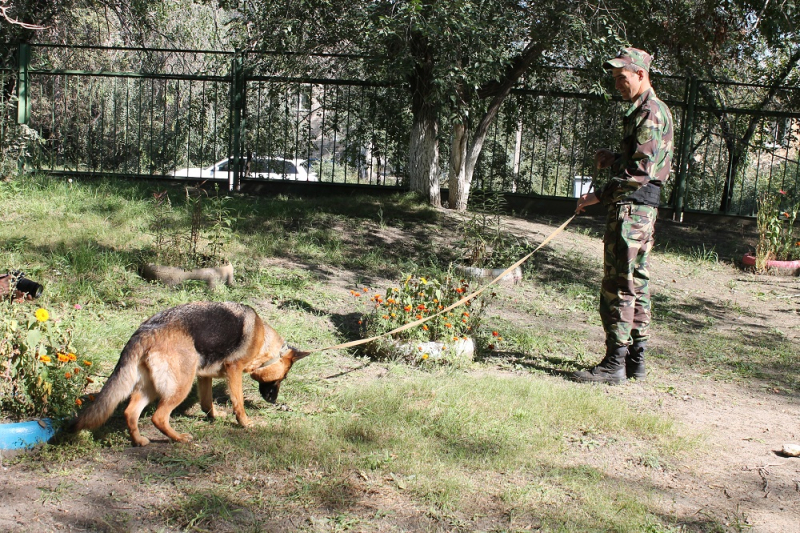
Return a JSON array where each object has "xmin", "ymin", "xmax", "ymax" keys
[
  {"xmin": 16, "ymin": 43, "xmax": 30, "ymax": 125},
  {"xmin": 673, "ymin": 76, "xmax": 697, "ymax": 222},
  {"xmin": 230, "ymin": 50, "xmax": 246, "ymax": 191}
]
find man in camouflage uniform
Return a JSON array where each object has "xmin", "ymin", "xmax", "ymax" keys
[{"xmin": 573, "ymin": 47, "xmax": 674, "ymax": 384}]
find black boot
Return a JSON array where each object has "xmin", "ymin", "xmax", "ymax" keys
[
  {"xmin": 572, "ymin": 345, "xmax": 627, "ymax": 385},
  {"xmin": 627, "ymin": 342, "xmax": 646, "ymax": 380}
]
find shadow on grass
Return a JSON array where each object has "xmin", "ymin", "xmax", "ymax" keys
[{"xmin": 476, "ymin": 349, "xmax": 581, "ymax": 379}]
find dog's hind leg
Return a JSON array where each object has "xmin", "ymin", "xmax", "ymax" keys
[
  {"xmin": 198, "ymin": 376, "xmax": 216, "ymax": 419},
  {"xmin": 151, "ymin": 375, "xmax": 196, "ymax": 443},
  {"xmin": 125, "ymin": 381, "xmax": 156, "ymax": 447}
]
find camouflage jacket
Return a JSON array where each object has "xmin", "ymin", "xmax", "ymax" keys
[{"xmin": 596, "ymin": 88, "xmax": 674, "ymax": 206}]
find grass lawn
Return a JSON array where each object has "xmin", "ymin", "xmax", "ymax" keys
[{"xmin": 1, "ymin": 174, "xmax": 796, "ymax": 532}]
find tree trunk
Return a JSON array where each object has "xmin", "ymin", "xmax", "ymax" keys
[
  {"xmin": 446, "ymin": 39, "xmax": 548, "ymax": 211},
  {"xmin": 406, "ymin": 30, "xmax": 440, "ymax": 207},
  {"xmin": 448, "ymin": 120, "xmax": 468, "ymax": 210},
  {"xmin": 408, "ymin": 111, "xmax": 440, "ymax": 207}
]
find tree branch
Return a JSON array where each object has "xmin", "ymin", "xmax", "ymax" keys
[{"xmin": 0, "ymin": 0, "xmax": 47, "ymax": 30}]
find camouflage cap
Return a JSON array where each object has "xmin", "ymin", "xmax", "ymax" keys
[{"xmin": 603, "ymin": 47, "xmax": 652, "ymax": 72}]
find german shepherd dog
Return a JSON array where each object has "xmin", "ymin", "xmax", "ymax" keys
[{"xmin": 72, "ymin": 302, "xmax": 309, "ymax": 446}]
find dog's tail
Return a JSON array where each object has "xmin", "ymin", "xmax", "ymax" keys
[{"xmin": 70, "ymin": 332, "xmax": 149, "ymax": 432}]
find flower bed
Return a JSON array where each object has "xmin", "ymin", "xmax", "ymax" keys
[
  {"xmin": 355, "ymin": 272, "xmax": 498, "ymax": 365},
  {"xmin": 1, "ymin": 302, "xmax": 96, "ymax": 424}
]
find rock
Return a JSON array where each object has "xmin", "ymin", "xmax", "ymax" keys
[{"xmin": 781, "ymin": 443, "xmax": 800, "ymax": 457}]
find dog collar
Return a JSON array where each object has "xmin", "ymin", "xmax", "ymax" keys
[{"xmin": 259, "ymin": 343, "xmax": 291, "ymax": 368}]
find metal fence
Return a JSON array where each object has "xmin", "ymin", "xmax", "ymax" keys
[{"xmin": 2, "ymin": 43, "xmax": 799, "ymax": 217}]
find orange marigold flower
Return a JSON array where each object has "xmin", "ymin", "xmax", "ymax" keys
[
  {"xmin": 88, "ymin": 394, "xmax": 95, "ymax": 401},
  {"xmin": 417, "ymin": 304, "xmax": 425, "ymax": 310},
  {"xmin": 57, "ymin": 353, "xmax": 69, "ymax": 362},
  {"xmin": 73, "ymin": 368, "xmax": 80, "ymax": 374},
  {"xmin": 784, "ymin": 212, "xmax": 791, "ymax": 218},
  {"xmin": 404, "ymin": 305, "xmax": 412, "ymax": 312},
  {"xmin": 39, "ymin": 354, "xmax": 51, "ymax": 363},
  {"xmin": 445, "ymin": 323, "xmax": 453, "ymax": 328},
  {"xmin": 462, "ymin": 312, "xmax": 470, "ymax": 317},
  {"xmin": 65, "ymin": 372, "xmax": 72, "ymax": 379},
  {"xmin": 75, "ymin": 398, "xmax": 82, "ymax": 406},
  {"xmin": 358, "ymin": 320, "xmax": 363, "ymax": 325},
  {"xmin": 455, "ymin": 288, "xmax": 465, "ymax": 294},
  {"xmin": 382, "ymin": 315, "xmax": 389, "ymax": 319},
  {"xmin": 462, "ymin": 319, "xmax": 467, "ymax": 323},
  {"xmin": 422, "ymin": 325, "xmax": 428, "ymax": 331},
  {"xmin": 416, "ymin": 314, "xmax": 423, "ymax": 320},
  {"xmin": 83, "ymin": 360, "xmax": 92, "ymax": 366},
  {"xmin": 453, "ymin": 337, "xmax": 458, "ymax": 341},
  {"xmin": 492, "ymin": 331, "xmax": 499, "ymax": 336},
  {"xmin": 68, "ymin": 353, "xmax": 77, "ymax": 361},
  {"xmin": 363, "ymin": 287, "xmax": 369, "ymax": 292}
]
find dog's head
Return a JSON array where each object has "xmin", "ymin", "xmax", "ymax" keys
[{"xmin": 250, "ymin": 348, "xmax": 310, "ymax": 404}]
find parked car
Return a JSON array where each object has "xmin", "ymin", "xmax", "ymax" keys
[{"xmin": 172, "ymin": 156, "xmax": 318, "ymax": 182}]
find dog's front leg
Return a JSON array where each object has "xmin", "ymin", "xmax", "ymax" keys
[
  {"xmin": 198, "ymin": 376, "xmax": 216, "ymax": 419},
  {"xmin": 225, "ymin": 365, "xmax": 251, "ymax": 427}
]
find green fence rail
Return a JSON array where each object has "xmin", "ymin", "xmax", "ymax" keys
[{"xmin": 2, "ymin": 43, "xmax": 799, "ymax": 217}]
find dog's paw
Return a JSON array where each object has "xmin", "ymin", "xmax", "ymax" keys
[
  {"xmin": 132, "ymin": 436, "xmax": 150, "ymax": 447},
  {"xmin": 236, "ymin": 416, "xmax": 252, "ymax": 428},
  {"xmin": 174, "ymin": 433, "xmax": 194, "ymax": 443}
]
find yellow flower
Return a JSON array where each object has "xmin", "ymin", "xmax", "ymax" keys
[
  {"xmin": 420, "ymin": 277, "xmax": 428, "ymax": 284},
  {"xmin": 39, "ymin": 354, "xmax": 51, "ymax": 363},
  {"xmin": 422, "ymin": 354, "xmax": 429, "ymax": 360},
  {"xmin": 83, "ymin": 360, "xmax": 92, "ymax": 366},
  {"xmin": 35, "ymin": 308, "xmax": 49, "ymax": 322}
]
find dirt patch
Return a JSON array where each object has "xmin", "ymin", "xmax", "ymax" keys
[{"xmin": 1, "ymin": 210, "xmax": 798, "ymax": 532}]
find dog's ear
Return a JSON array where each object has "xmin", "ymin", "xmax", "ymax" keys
[{"xmin": 290, "ymin": 350, "xmax": 311, "ymax": 362}]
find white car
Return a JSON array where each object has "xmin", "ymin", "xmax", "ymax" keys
[{"xmin": 172, "ymin": 156, "xmax": 318, "ymax": 182}]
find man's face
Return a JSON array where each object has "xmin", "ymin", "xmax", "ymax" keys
[{"xmin": 611, "ymin": 67, "xmax": 643, "ymax": 101}]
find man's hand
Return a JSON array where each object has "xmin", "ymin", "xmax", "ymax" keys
[
  {"xmin": 576, "ymin": 192, "xmax": 599, "ymax": 214},
  {"xmin": 595, "ymin": 149, "xmax": 615, "ymax": 169}
]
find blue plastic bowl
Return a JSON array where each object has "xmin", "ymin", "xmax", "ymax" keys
[{"xmin": 0, "ymin": 419, "xmax": 56, "ymax": 450}]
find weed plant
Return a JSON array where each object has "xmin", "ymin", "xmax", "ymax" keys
[
  {"xmin": 148, "ymin": 184, "xmax": 233, "ymax": 268},
  {"xmin": 755, "ymin": 189, "xmax": 800, "ymax": 269},
  {"xmin": 457, "ymin": 190, "xmax": 534, "ymax": 269}
]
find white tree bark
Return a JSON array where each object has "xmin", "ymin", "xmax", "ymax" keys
[
  {"xmin": 448, "ymin": 119, "xmax": 490, "ymax": 212},
  {"xmin": 408, "ymin": 113, "xmax": 441, "ymax": 207},
  {"xmin": 448, "ymin": 121, "xmax": 468, "ymax": 211}
]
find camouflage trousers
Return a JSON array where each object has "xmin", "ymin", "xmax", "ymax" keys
[{"xmin": 599, "ymin": 203, "xmax": 657, "ymax": 348}]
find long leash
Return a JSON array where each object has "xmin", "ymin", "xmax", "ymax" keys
[{"xmin": 307, "ymin": 214, "xmax": 577, "ymax": 354}]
